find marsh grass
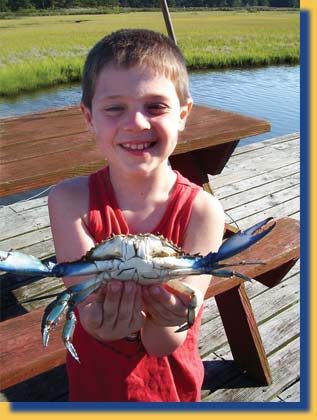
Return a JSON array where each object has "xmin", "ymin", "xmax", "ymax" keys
[{"xmin": 0, "ymin": 11, "xmax": 299, "ymax": 97}]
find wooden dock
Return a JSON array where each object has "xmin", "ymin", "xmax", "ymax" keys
[{"xmin": 0, "ymin": 133, "xmax": 300, "ymax": 402}]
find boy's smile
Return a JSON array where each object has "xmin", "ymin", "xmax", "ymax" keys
[
  {"xmin": 119, "ymin": 141, "xmax": 155, "ymax": 152},
  {"xmin": 81, "ymin": 63, "xmax": 192, "ymax": 177}
]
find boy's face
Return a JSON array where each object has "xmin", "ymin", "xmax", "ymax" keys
[{"xmin": 81, "ymin": 63, "xmax": 192, "ymax": 177}]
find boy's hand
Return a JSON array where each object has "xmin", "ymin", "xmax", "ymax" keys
[
  {"xmin": 79, "ymin": 280, "xmax": 145, "ymax": 342},
  {"xmin": 142, "ymin": 284, "xmax": 192, "ymax": 328}
]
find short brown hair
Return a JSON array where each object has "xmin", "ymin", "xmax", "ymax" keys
[{"xmin": 81, "ymin": 29, "xmax": 190, "ymax": 110}]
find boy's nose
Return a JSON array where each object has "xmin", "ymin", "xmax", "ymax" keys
[{"xmin": 123, "ymin": 111, "xmax": 151, "ymax": 131}]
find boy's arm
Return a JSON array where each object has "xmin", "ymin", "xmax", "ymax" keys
[
  {"xmin": 141, "ymin": 190, "xmax": 225, "ymax": 356},
  {"xmin": 48, "ymin": 179, "xmax": 145, "ymax": 342}
]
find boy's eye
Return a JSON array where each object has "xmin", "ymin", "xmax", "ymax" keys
[
  {"xmin": 147, "ymin": 103, "xmax": 170, "ymax": 114},
  {"xmin": 104, "ymin": 105, "xmax": 124, "ymax": 113}
]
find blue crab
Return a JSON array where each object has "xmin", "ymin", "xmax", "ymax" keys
[{"xmin": 0, "ymin": 217, "xmax": 275, "ymax": 362}]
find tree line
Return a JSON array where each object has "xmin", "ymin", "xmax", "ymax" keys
[{"xmin": 0, "ymin": 0, "xmax": 300, "ymax": 13}]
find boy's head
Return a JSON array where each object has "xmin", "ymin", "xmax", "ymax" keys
[{"xmin": 81, "ymin": 29, "xmax": 190, "ymax": 110}]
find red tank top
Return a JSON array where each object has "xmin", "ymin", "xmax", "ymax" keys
[{"xmin": 67, "ymin": 167, "xmax": 204, "ymax": 402}]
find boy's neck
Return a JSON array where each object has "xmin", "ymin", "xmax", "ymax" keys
[
  {"xmin": 108, "ymin": 164, "xmax": 176, "ymax": 197},
  {"xmin": 107, "ymin": 164, "xmax": 177, "ymax": 233}
]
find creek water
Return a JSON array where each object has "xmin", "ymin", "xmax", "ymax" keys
[{"xmin": 0, "ymin": 65, "xmax": 299, "ymax": 146}]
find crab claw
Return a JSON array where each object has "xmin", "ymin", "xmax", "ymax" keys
[
  {"xmin": 214, "ymin": 217, "xmax": 275, "ymax": 262},
  {"xmin": 0, "ymin": 250, "xmax": 55, "ymax": 276},
  {"xmin": 41, "ymin": 291, "xmax": 71, "ymax": 347},
  {"xmin": 174, "ymin": 294, "xmax": 197, "ymax": 333}
]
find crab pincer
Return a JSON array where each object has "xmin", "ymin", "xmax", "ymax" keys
[{"xmin": 214, "ymin": 217, "xmax": 276, "ymax": 262}]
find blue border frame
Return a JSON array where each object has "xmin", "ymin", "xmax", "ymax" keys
[
  {"xmin": 299, "ymin": 8, "xmax": 310, "ymax": 411},
  {"xmin": 11, "ymin": 10, "xmax": 309, "ymax": 413}
]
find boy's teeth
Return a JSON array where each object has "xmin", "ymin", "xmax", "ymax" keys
[{"xmin": 123, "ymin": 142, "xmax": 151, "ymax": 150}]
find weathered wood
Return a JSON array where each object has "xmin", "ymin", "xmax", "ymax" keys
[
  {"xmin": 210, "ymin": 135, "xmax": 300, "ymax": 190},
  {"xmin": 215, "ymin": 284, "xmax": 272, "ymax": 385},
  {"xmin": 0, "ymin": 206, "xmax": 50, "ymax": 241},
  {"xmin": 0, "ymin": 226, "xmax": 52, "ymax": 251},
  {"xmin": 0, "ymin": 105, "xmax": 270, "ymax": 197},
  {"xmin": 220, "ymin": 175, "xmax": 299, "ymax": 210},
  {"xmin": 201, "ymin": 273, "xmax": 299, "ymax": 400},
  {"xmin": 199, "ymin": 264, "xmax": 299, "ymax": 356},
  {"xmin": 0, "ymin": 308, "xmax": 66, "ymax": 390},
  {"xmin": 214, "ymin": 162, "xmax": 300, "ymax": 200},
  {"xmin": 271, "ymin": 380, "xmax": 300, "ymax": 402},
  {"xmin": 202, "ymin": 336, "xmax": 300, "ymax": 402},
  {"xmin": 203, "ymin": 272, "xmax": 300, "ymax": 359}
]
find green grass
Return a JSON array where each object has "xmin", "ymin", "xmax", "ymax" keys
[{"xmin": 0, "ymin": 11, "xmax": 299, "ymax": 97}]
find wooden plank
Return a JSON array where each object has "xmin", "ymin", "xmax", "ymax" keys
[
  {"xmin": 210, "ymin": 159, "xmax": 299, "ymax": 191},
  {"xmin": 232, "ymin": 199, "xmax": 300, "ymax": 229},
  {"xmin": 0, "ymin": 206, "xmax": 50, "ymax": 241},
  {"xmin": 202, "ymin": 336, "xmax": 300, "ymax": 402},
  {"xmin": 214, "ymin": 162, "xmax": 300, "ymax": 200},
  {"xmin": 209, "ymin": 135, "xmax": 300, "ymax": 189},
  {"xmin": 271, "ymin": 381, "xmax": 300, "ymax": 402},
  {"xmin": 232, "ymin": 133, "xmax": 300, "ymax": 157},
  {"xmin": 223, "ymin": 188, "xmax": 299, "ymax": 221},
  {"xmin": 224, "ymin": 143, "xmax": 299, "ymax": 175},
  {"xmin": 201, "ymin": 282, "xmax": 299, "ymax": 400},
  {"xmin": 229, "ymin": 135, "xmax": 299, "ymax": 161},
  {"xmin": 214, "ymin": 294, "xmax": 300, "ymax": 360},
  {"xmin": 0, "ymin": 308, "xmax": 66, "ymax": 390},
  {"xmin": 1, "ymin": 277, "xmax": 64, "ymax": 320},
  {"xmin": 219, "ymin": 175, "xmax": 300, "ymax": 211},
  {"xmin": 4, "ymin": 196, "xmax": 49, "ymax": 213},
  {"xmin": 199, "ymin": 269, "xmax": 299, "ymax": 358},
  {"xmin": 0, "ymin": 227, "xmax": 52, "ymax": 251},
  {"xmin": 215, "ymin": 283, "xmax": 273, "ymax": 384}
]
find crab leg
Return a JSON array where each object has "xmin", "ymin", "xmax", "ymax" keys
[
  {"xmin": 164, "ymin": 279, "xmax": 198, "ymax": 333},
  {"xmin": 211, "ymin": 268, "xmax": 254, "ymax": 282},
  {"xmin": 52, "ymin": 260, "xmax": 117, "ymax": 277},
  {"xmin": 0, "ymin": 250, "xmax": 55, "ymax": 276},
  {"xmin": 62, "ymin": 309, "xmax": 79, "ymax": 362},
  {"xmin": 0, "ymin": 250, "xmax": 117, "ymax": 278},
  {"xmin": 41, "ymin": 291, "xmax": 72, "ymax": 347},
  {"xmin": 41, "ymin": 274, "xmax": 105, "ymax": 357}
]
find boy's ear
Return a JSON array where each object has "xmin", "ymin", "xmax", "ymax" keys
[
  {"xmin": 178, "ymin": 99, "xmax": 193, "ymax": 132},
  {"xmin": 80, "ymin": 102, "xmax": 95, "ymax": 133}
]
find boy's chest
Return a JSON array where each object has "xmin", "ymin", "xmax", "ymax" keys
[{"xmin": 121, "ymin": 202, "xmax": 168, "ymax": 234}]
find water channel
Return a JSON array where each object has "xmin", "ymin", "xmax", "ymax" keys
[{"xmin": 0, "ymin": 65, "xmax": 300, "ymax": 146}]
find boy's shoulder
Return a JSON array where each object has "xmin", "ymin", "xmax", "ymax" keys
[
  {"xmin": 49, "ymin": 176, "xmax": 89, "ymax": 197},
  {"xmin": 193, "ymin": 188, "xmax": 224, "ymax": 219},
  {"xmin": 188, "ymin": 188, "xmax": 225, "ymax": 234},
  {"xmin": 48, "ymin": 176, "xmax": 89, "ymax": 213}
]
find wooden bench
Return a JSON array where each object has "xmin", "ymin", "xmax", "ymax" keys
[{"xmin": 0, "ymin": 217, "xmax": 300, "ymax": 400}]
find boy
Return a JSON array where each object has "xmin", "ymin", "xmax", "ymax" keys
[{"xmin": 48, "ymin": 29, "xmax": 225, "ymax": 402}]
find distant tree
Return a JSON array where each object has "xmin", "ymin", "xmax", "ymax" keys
[
  {"xmin": 0, "ymin": 0, "xmax": 8, "ymax": 11},
  {"xmin": 227, "ymin": 0, "xmax": 243, "ymax": 7},
  {"xmin": 257, "ymin": 0, "xmax": 270, "ymax": 6},
  {"xmin": 8, "ymin": 0, "xmax": 33, "ymax": 10},
  {"xmin": 0, "ymin": 0, "xmax": 9, "ymax": 11},
  {"xmin": 268, "ymin": 0, "xmax": 298, "ymax": 6}
]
